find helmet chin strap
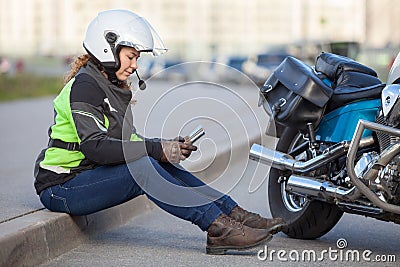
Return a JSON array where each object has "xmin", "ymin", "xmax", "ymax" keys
[
  {"xmin": 103, "ymin": 66, "xmax": 120, "ymax": 84},
  {"xmin": 104, "ymin": 63, "xmax": 147, "ymax": 89}
]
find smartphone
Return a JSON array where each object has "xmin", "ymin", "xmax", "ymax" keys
[{"xmin": 186, "ymin": 125, "xmax": 205, "ymax": 144}]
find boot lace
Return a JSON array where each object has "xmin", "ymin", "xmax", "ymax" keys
[{"xmin": 220, "ymin": 214, "xmax": 242, "ymax": 226}]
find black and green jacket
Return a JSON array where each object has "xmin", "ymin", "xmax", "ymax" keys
[{"xmin": 34, "ymin": 61, "xmax": 163, "ymax": 194}]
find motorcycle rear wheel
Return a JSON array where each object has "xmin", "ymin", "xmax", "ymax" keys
[{"xmin": 268, "ymin": 127, "xmax": 343, "ymax": 239}]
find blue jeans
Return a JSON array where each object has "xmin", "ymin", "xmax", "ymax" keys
[{"xmin": 40, "ymin": 156, "xmax": 237, "ymax": 231}]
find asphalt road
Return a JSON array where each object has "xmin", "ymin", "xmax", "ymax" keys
[
  {"xmin": 0, "ymin": 96, "xmax": 54, "ymax": 222},
  {"xmin": 41, "ymin": 198, "xmax": 400, "ymax": 267}
]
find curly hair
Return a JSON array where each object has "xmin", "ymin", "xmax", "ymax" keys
[
  {"xmin": 63, "ymin": 54, "xmax": 91, "ymax": 84},
  {"xmin": 63, "ymin": 53, "xmax": 130, "ymax": 90}
]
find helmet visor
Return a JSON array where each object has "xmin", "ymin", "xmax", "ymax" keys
[{"xmin": 117, "ymin": 16, "xmax": 168, "ymax": 56}]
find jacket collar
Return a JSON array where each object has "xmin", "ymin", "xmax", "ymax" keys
[{"xmin": 79, "ymin": 61, "xmax": 133, "ymax": 102}]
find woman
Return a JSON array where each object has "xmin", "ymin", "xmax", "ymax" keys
[{"xmin": 34, "ymin": 9, "xmax": 285, "ymax": 255}]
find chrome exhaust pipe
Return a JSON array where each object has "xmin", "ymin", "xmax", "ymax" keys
[
  {"xmin": 249, "ymin": 144, "xmax": 296, "ymax": 171},
  {"xmin": 249, "ymin": 137, "xmax": 374, "ymax": 173},
  {"xmin": 249, "ymin": 142, "xmax": 350, "ymax": 173},
  {"xmin": 286, "ymin": 174, "xmax": 353, "ymax": 200},
  {"xmin": 286, "ymin": 174, "xmax": 384, "ymax": 214}
]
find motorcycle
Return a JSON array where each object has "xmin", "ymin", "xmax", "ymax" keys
[{"xmin": 249, "ymin": 51, "xmax": 400, "ymax": 239}]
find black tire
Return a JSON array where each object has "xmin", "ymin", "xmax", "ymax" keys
[{"xmin": 268, "ymin": 127, "xmax": 343, "ymax": 239}]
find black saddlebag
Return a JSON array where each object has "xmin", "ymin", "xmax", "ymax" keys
[{"xmin": 260, "ymin": 56, "xmax": 333, "ymax": 132}]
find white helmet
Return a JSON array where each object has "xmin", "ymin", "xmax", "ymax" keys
[{"xmin": 83, "ymin": 10, "xmax": 167, "ymax": 71}]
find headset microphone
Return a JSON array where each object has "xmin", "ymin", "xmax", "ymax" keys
[{"xmin": 135, "ymin": 70, "xmax": 147, "ymax": 90}]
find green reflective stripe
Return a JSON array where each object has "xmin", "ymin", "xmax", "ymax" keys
[
  {"xmin": 43, "ymin": 78, "xmax": 85, "ymax": 172},
  {"xmin": 50, "ymin": 78, "xmax": 81, "ymax": 143},
  {"xmin": 104, "ymin": 115, "xmax": 109, "ymax": 129},
  {"xmin": 71, "ymin": 109, "xmax": 107, "ymax": 132},
  {"xmin": 130, "ymin": 134, "xmax": 143, "ymax": 141},
  {"xmin": 40, "ymin": 147, "xmax": 85, "ymax": 169}
]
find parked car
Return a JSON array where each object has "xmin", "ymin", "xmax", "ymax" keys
[{"xmin": 242, "ymin": 52, "xmax": 289, "ymax": 86}]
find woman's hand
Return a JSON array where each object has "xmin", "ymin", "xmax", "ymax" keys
[
  {"xmin": 180, "ymin": 139, "xmax": 197, "ymax": 158},
  {"xmin": 160, "ymin": 140, "xmax": 197, "ymax": 163},
  {"xmin": 161, "ymin": 141, "xmax": 185, "ymax": 163}
]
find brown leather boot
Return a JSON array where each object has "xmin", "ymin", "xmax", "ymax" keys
[
  {"xmin": 229, "ymin": 206, "xmax": 287, "ymax": 234},
  {"xmin": 206, "ymin": 214, "xmax": 272, "ymax": 255}
]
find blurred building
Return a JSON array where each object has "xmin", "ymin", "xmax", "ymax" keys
[
  {"xmin": 0, "ymin": 0, "xmax": 398, "ymax": 60},
  {"xmin": 364, "ymin": 0, "xmax": 400, "ymax": 48}
]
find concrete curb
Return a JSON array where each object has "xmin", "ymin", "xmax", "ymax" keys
[{"xmin": 0, "ymin": 195, "xmax": 154, "ymax": 267}]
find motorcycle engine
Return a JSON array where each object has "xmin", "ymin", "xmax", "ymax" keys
[
  {"xmin": 378, "ymin": 156, "xmax": 400, "ymax": 205},
  {"xmin": 375, "ymin": 109, "xmax": 400, "ymax": 152},
  {"xmin": 352, "ymin": 151, "xmax": 400, "ymax": 205},
  {"xmin": 375, "ymin": 106, "xmax": 400, "ymax": 204}
]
